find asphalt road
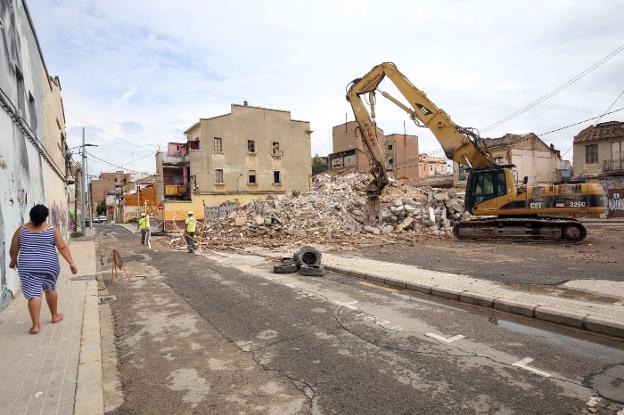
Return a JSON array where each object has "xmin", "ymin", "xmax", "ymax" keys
[
  {"xmin": 97, "ymin": 224, "xmax": 624, "ymax": 414},
  {"xmin": 350, "ymin": 223, "xmax": 624, "ymax": 285}
]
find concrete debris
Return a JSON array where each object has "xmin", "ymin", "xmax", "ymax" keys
[{"xmin": 170, "ymin": 171, "xmax": 470, "ymax": 249}]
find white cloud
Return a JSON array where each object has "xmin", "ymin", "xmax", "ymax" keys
[{"xmin": 29, "ymin": 0, "xmax": 624, "ymax": 173}]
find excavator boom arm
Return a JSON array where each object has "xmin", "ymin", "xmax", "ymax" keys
[{"xmin": 347, "ymin": 62, "xmax": 494, "ymax": 170}]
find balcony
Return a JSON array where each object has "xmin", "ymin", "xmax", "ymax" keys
[
  {"xmin": 165, "ymin": 185, "xmax": 189, "ymax": 197},
  {"xmin": 604, "ymin": 159, "xmax": 624, "ymax": 173},
  {"xmin": 162, "ymin": 154, "xmax": 190, "ymax": 165}
]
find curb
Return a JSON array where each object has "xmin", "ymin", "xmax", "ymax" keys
[
  {"xmin": 324, "ymin": 265, "xmax": 624, "ymax": 339},
  {"xmin": 74, "ymin": 280, "xmax": 104, "ymax": 415}
]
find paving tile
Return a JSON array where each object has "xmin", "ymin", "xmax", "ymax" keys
[{"xmin": 0, "ymin": 241, "xmax": 96, "ymax": 415}]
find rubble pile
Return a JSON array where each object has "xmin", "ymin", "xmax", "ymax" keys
[{"xmin": 175, "ymin": 171, "xmax": 469, "ymax": 249}]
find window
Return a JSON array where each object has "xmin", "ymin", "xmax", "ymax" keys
[
  {"xmin": 248, "ymin": 170, "xmax": 257, "ymax": 184},
  {"xmin": 28, "ymin": 92, "xmax": 37, "ymax": 131},
  {"xmin": 494, "ymin": 156, "xmax": 504, "ymax": 165},
  {"xmin": 388, "ymin": 158, "xmax": 394, "ymax": 165},
  {"xmin": 16, "ymin": 68, "xmax": 25, "ymax": 116},
  {"xmin": 214, "ymin": 137, "xmax": 222, "ymax": 152},
  {"xmin": 586, "ymin": 144, "xmax": 598, "ymax": 164},
  {"xmin": 471, "ymin": 170, "xmax": 506, "ymax": 206},
  {"xmin": 273, "ymin": 171, "xmax": 281, "ymax": 184},
  {"xmin": 215, "ymin": 169, "xmax": 224, "ymax": 184},
  {"xmin": 458, "ymin": 164, "xmax": 467, "ymax": 180},
  {"xmin": 190, "ymin": 140, "xmax": 200, "ymax": 150},
  {"xmin": 248, "ymin": 140, "xmax": 256, "ymax": 153},
  {"xmin": 388, "ymin": 144, "xmax": 393, "ymax": 151},
  {"xmin": 612, "ymin": 141, "xmax": 623, "ymax": 161},
  {"xmin": 272, "ymin": 142, "xmax": 280, "ymax": 153}
]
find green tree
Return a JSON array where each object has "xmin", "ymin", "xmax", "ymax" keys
[
  {"xmin": 312, "ymin": 153, "xmax": 327, "ymax": 175},
  {"xmin": 96, "ymin": 200, "xmax": 106, "ymax": 216}
]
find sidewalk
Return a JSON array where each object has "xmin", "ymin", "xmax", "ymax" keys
[
  {"xmin": 319, "ymin": 253, "xmax": 624, "ymax": 337},
  {"xmin": 0, "ymin": 240, "xmax": 102, "ymax": 415}
]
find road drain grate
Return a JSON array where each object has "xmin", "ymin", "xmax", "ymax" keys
[
  {"xmin": 70, "ymin": 275, "xmax": 96, "ymax": 281},
  {"xmin": 99, "ymin": 295, "xmax": 117, "ymax": 304}
]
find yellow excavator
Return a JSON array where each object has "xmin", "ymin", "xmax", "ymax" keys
[{"xmin": 346, "ymin": 62, "xmax": 607, "ymax": 242}]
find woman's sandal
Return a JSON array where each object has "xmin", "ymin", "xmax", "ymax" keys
[
  {"xmin": 29, "ymin": 327, "xmax": 40, "ymax": 335},
  {"xmin": 51, "ymin": 313, "xmax": 64, "ymax": 324}
]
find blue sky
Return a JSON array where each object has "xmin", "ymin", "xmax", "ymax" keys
[{"xmin": 29, "ymin": 0, "xmax": 624, "ymax": 175}]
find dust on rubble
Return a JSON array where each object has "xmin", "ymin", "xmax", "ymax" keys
[{"xmin": 165, "ymin": 170, "xmax": 470, "ymax": 250}]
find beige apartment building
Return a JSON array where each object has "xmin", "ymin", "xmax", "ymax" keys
[
  {"xmin": 328, "ymin": 121, "xmax": 384, "ymax": 172},
  {"xmin": 156, "ymin": 103, "xmax": 312, "ymax": 220},
  {"xmin": 384, "ymin": 133, "xmax": 419, "ymax": 178},
  {"xmin": 453, "ymin": 133, "xmax": 565, "ymax": 186}
]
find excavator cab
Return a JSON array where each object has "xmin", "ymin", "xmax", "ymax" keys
[{"xmin": 464, "ymin": 166, "xmax": 511, "ymax": 212}]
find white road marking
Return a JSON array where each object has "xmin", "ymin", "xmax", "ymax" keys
[
  {"xmin": 333, "ymin": 300, "xmax": 359, "ymax": 308},
  {"xmin": 390, "ymin": 325, "xmax": 403, "ymax": 331},
  {"xmin": 363, "ymin": 316, "xmax": 376, "ymax": 321},
  {"xmin": 425, "ymin": 333, "xmax": 465, "ymax": 344},
  {"xmin": 34, "ymin": 391, "xmax": 43, "ymax": 398},
  {"xmin": 511, "ymin": 357, "xmax": 551, "ymax": 378},
  {"xmin": 378, "ymin": 320, "xmax": 390, "ymax": 325}
]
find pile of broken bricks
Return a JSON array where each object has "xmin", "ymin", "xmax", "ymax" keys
[{"xmin": 175, "ymin": 171, "xmax": 470, "ymax": 249}]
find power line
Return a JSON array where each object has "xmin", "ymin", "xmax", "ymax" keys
[
  {"xmin": 482, "ymin": 43, "xmax": 624, "ymax": 133},
  {"xmin": 595, "ymin": 88, "xmax": 624, "ymax": 125},
  {"xmin": 86, "ymin": 150, "xmax": 147, "ymax": 175},
  {"xmin": 538, "ymin": 106, "xmax": 624, "ymax": 137},
  {"xmin": 66, "ymin": 109, "xmax": 156, "ymax": 154},
  {"xmin": 99, "ymin": 151, "xmax": 155, "ymax": 174}
]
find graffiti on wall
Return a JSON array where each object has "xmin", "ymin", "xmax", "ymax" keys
[
  {"xmin": 0, "ymin": 0, "xmax": 49, "ymax": 304},
  {"xmin": 204, "ymin": 202, "xmax": 238, "ymax": 222},
  {"xmin": 597, "ymin": 177, "xmax": 624, "ymax": 218},
  {"xmin": 608, "ymin": 190, "xmax": 624, "ymax": 218}
]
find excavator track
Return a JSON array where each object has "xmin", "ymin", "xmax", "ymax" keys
[{"xmin": 453, "ymin": 216, "xmax": 587, "ymax": 243}]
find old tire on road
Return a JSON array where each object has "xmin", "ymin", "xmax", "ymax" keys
[
  {"xmin": 273, "ymin": 260, "xmax": 298, "ymax": 274},
  {"xmin": 294, "ymin": 246, "xmax": 322, "ymax": 267},
  {"xmin": 299, "ymin": 264, "xmax": 325, "ymax": 277}
]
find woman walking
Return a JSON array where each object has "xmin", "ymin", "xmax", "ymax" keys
[{"xmin": 9, "ymin": 204, "xmax": 78, "ymax": 334}]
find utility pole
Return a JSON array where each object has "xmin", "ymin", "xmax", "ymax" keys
[
  {"xmin": 74, "ymin": 164, "xmax": 79, "ymax": 233},
  {"xmin": 81, "ymin": 127, "xmax": 86, "ymax": 232}
]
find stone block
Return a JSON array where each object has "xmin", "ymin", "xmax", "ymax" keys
[
  {"xmin": 385, "ymin": 278, "xmax": 407, "ymax": 289},
  {"xmin": 493, "ymin": 298, "xmax": 537, "ymax": 317},
  {"xmin": 430, "ymin": 286, "xmax": 462, "ymax": 300},
  {"xmin": 534, "ymin": 306, "xmax": 585, "ymax": 328},
  {"xmin": 459, "ymin": 291, "xmax": 495, "ymax": 308},
  {"xmin": 585, "ymin": 316, "xmax": 624, "ymax": 338},
  {"xmin": 406, "ymin": 282, "xmax": 432, "ymax": 294}
]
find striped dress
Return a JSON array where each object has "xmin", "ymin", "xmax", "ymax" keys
[{"xmin": 17, "ymin": 225, "xmax": 61, "ymax": 299}]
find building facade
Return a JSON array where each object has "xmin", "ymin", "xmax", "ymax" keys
[
  {"xmin": 156, "ymin": 103, "xmax": 312, "ymax": 220},
  {"xmin": 90, "ymin": 171, "xmax": 132, "ymax": 205},
  {"xmin": 418, "ymin": 153, "xmax": 447, "ymax": 177},
  {"xmin": 0, "ymin": 0, "xmax": 68, "ymax": 304},
  {"xmin": 328, "ymin": 121, "xmax": 384, "ymax": 172},
  {"xmin": 453, "ymin": 133, "xmax": 564, "ymax": 186},
  {"xmin": 384, "ymin": 133, "xmax": 419, "ymax": 178},
  {"xmin": 573, "ymin": 121, "xmax": 624, "ymax": 218}
]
